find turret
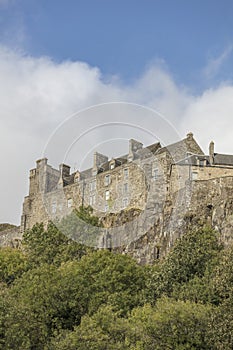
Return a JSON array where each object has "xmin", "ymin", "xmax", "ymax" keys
[{"xmin": 29, "ymin": 158, "xmax": 48, "ymax": 195}]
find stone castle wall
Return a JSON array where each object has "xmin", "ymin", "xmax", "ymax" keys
[{"xmin": 18, "ymin": 134, "xmax": 233, "ymax": 262}]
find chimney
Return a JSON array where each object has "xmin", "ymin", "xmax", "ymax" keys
[
  {"xmin": 59, "ymin": 164, "xmax": 70, "ymax": 178},
  {"xmin": 36, "ymin": 158, "xmax": 48, "ymax": 168},
  {"xmin": 128, "ymin": 139, "xmax": 143, "ymax": 161},
  {"xmin": 209, "ymin": 141, "xmax": 214, "ymax": 165},
  {"xmin": 186, "ymin": 132, "xmax": 194, "ymax": 141},
  {"xmin": 93, "ymin": 152, "xmax": 108, "ymax": 175}
]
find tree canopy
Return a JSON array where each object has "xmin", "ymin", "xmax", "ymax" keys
[{"xmin": 0, "ymin": 216, "xmax": 232, "ymax": 349}]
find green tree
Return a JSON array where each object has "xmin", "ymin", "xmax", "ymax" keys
[
  {"xmin": 51, "ymin": 306, "xmax": 128, "ymax": 350},
  {"xmin": 22, "ymin": 221, "xmax": 88, "ymax": 267},
  {"xmin": 126, "ymin": 298, "xmax": 212, "ymax": 350},
  {"xmin": 4, "ymin": 265, "xmax": 63, "ymax": 349},
  {"xmin": 3, "ymin": 250, "xmax": 145, "ymax": 349},
  {"xmin": 211, "ymin": 244, "xmax": 233, "ymax": 302},
  {"xmin": 0, "ymin": 247, "xmax": 28, "ymax": 284},
  {"xmin": 147, "ymin": 227, "xmax": 222, "ymax": 301},
  {"xmin": 59, "ymin": 249, "xmax": 146, "ymax": 316},
  {"xmin": 207, "ymin": 297, "xmax": 233, "ymax": 350},
  {"xmin": 58, "ymin": 205, "xmax": 102, "ymax": 247}
]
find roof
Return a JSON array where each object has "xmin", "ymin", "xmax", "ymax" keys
[
  {"xmin": 156, "ymin": 136, "xmax": 204, "ymax": 163},
  {"xmin": 58, "ymin": 134, "xmax": 209, "ymax": 184},
  {"xmin": 176, "ymin": 153, "xmax": 233, "ymax": 167},
  {"xmin": 214, "ymin": 154, "xmax": 233, "ymax": 166},
  {"xmin": 176, "ymin": 154, "xmax": 210, "ymax": 166}
]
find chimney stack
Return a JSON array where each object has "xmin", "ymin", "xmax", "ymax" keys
[
  {"xmin": 59, "ymin": 164, "xmax": 70, "ymax": 178},
  {"xmin": 128, "ymin": 139, "xmax": 143, "ymax": 161},
  {"xmin": 209, "ymin": 141, "xmax": 215, "ymax": 165},
  {"xmin": 93, "ymin": 152, "xmax": 108, "ymax": 175}
]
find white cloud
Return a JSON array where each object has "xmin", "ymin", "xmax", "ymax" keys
[
  {"xmin": 0, "ymin": 46, "xmax": 233, "ymax": 224},
  {"xmin": 203, "ymin": 45, "xmax": 233, "ymax": 80},
  {"xmin": 181, "ymin": 85, "xmax": 233, "ymax": 153}
]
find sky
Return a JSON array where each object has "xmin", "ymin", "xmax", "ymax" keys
[{"xmin": 0, "ymin": 0, "xmax": 233, "ymax": 224}]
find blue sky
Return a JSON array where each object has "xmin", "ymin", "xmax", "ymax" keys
[
  {"xmin": 1, "ymin": 0, "xmax": 233, "ymax": 224},
  {"xmin": 1, "ymin": 0, "xmax": 233, "ymax": 89}
]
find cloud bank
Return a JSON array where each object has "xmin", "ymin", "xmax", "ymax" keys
[{"xmin": 1, "ymin": 45, "xmax": 233, "ymax": 224}]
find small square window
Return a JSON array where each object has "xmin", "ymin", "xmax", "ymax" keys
[
  {"xmin": 67, "ymin": 198, "xmax": 73, "ymax": 208},
  {"xmin": 192, "ymin": 172, "xmax": 198, "ymax": 180}
]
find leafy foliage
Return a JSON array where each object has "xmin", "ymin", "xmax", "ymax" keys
[
  {"xmin": 0, "ymin": 247, "xmax": 28, "ymax": 284},
  {"xmin": 147, "ymin": 226, "xmax": 223, "ymax": 301},
  {"xmin": 126, "ymin": 298, "xmax": 212, "ymax": 350},
  {"xmin": 1, "ymin": 223, "xmax": 233, "ymax": 349},
  {"xmin": 58, "ymin": 205, "xmax": 103, "ymax": 247},
  {"xmin": 22, "ymin": 221, "xmax": 88, "ymax": 267}
]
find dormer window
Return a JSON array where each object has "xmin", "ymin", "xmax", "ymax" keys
[
  {"xmin": 74, "ymin": 171, "xmax": 81, "ymax": 182},
  {"xmin": 110, "ymin": 160, "xmax": 115, "ymax": 169}
]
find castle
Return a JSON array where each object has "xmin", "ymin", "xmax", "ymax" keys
[{"xmin": 20, "ymin": 133, "xmax": 233, "ymax": 262}]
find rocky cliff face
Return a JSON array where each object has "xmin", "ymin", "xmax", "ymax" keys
[
  {"xmin": 105, "ymin": 176, "xmax": 233, "ymax": 264},
  {"xmin": 2, "ymin": 176, "xmax": 233, "ymax": 265}
]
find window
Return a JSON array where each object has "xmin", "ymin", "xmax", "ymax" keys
[
  {"xmin": 90, "ymin": 180, "xmax": 96, "ymax": 192},
  {"xmin": 104, "ymin": 204, "xmax": 109, "ymax": 212},
  {"xmin": 105, "ymin": 190, "xmax": 110, "ymax": 201},
  {"xmin": 124, "ymin": 168, "xmax": 128, "ymax": 180},
  {"xmin": 51, "ymin": 202, "xmax": 57, "ymax": 214},
  {"xmin": 191, "ymin": 172, "xmax": 198, "ymax": 181},
  {"xmin": 153, "ymin": 168, "xmax": 159, "ymax": 179},
  {"xmin": 200, "ymin": 159, "xmax": 206, "ymax": 167},
  {"xmin": 67, "ymin": 198, "xmax": 73, "ymax": 208},
  {"xmin": 89, "ymin": 194, "xmax": 96, "ymax": 206},
  {"xmin": 123, "ymin": 183, "xmax": 128, "ymax": 193},
  {"xmin": 123, "ymin": 198, "xmax": 128, "ymax": 208},
  {"xmin": 110, "ymin": 163, "xmax": 115, "ymax": 169},
  {"xmin": 105, "ymin": 174, "xmax": 110, "ymax": 186}
]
